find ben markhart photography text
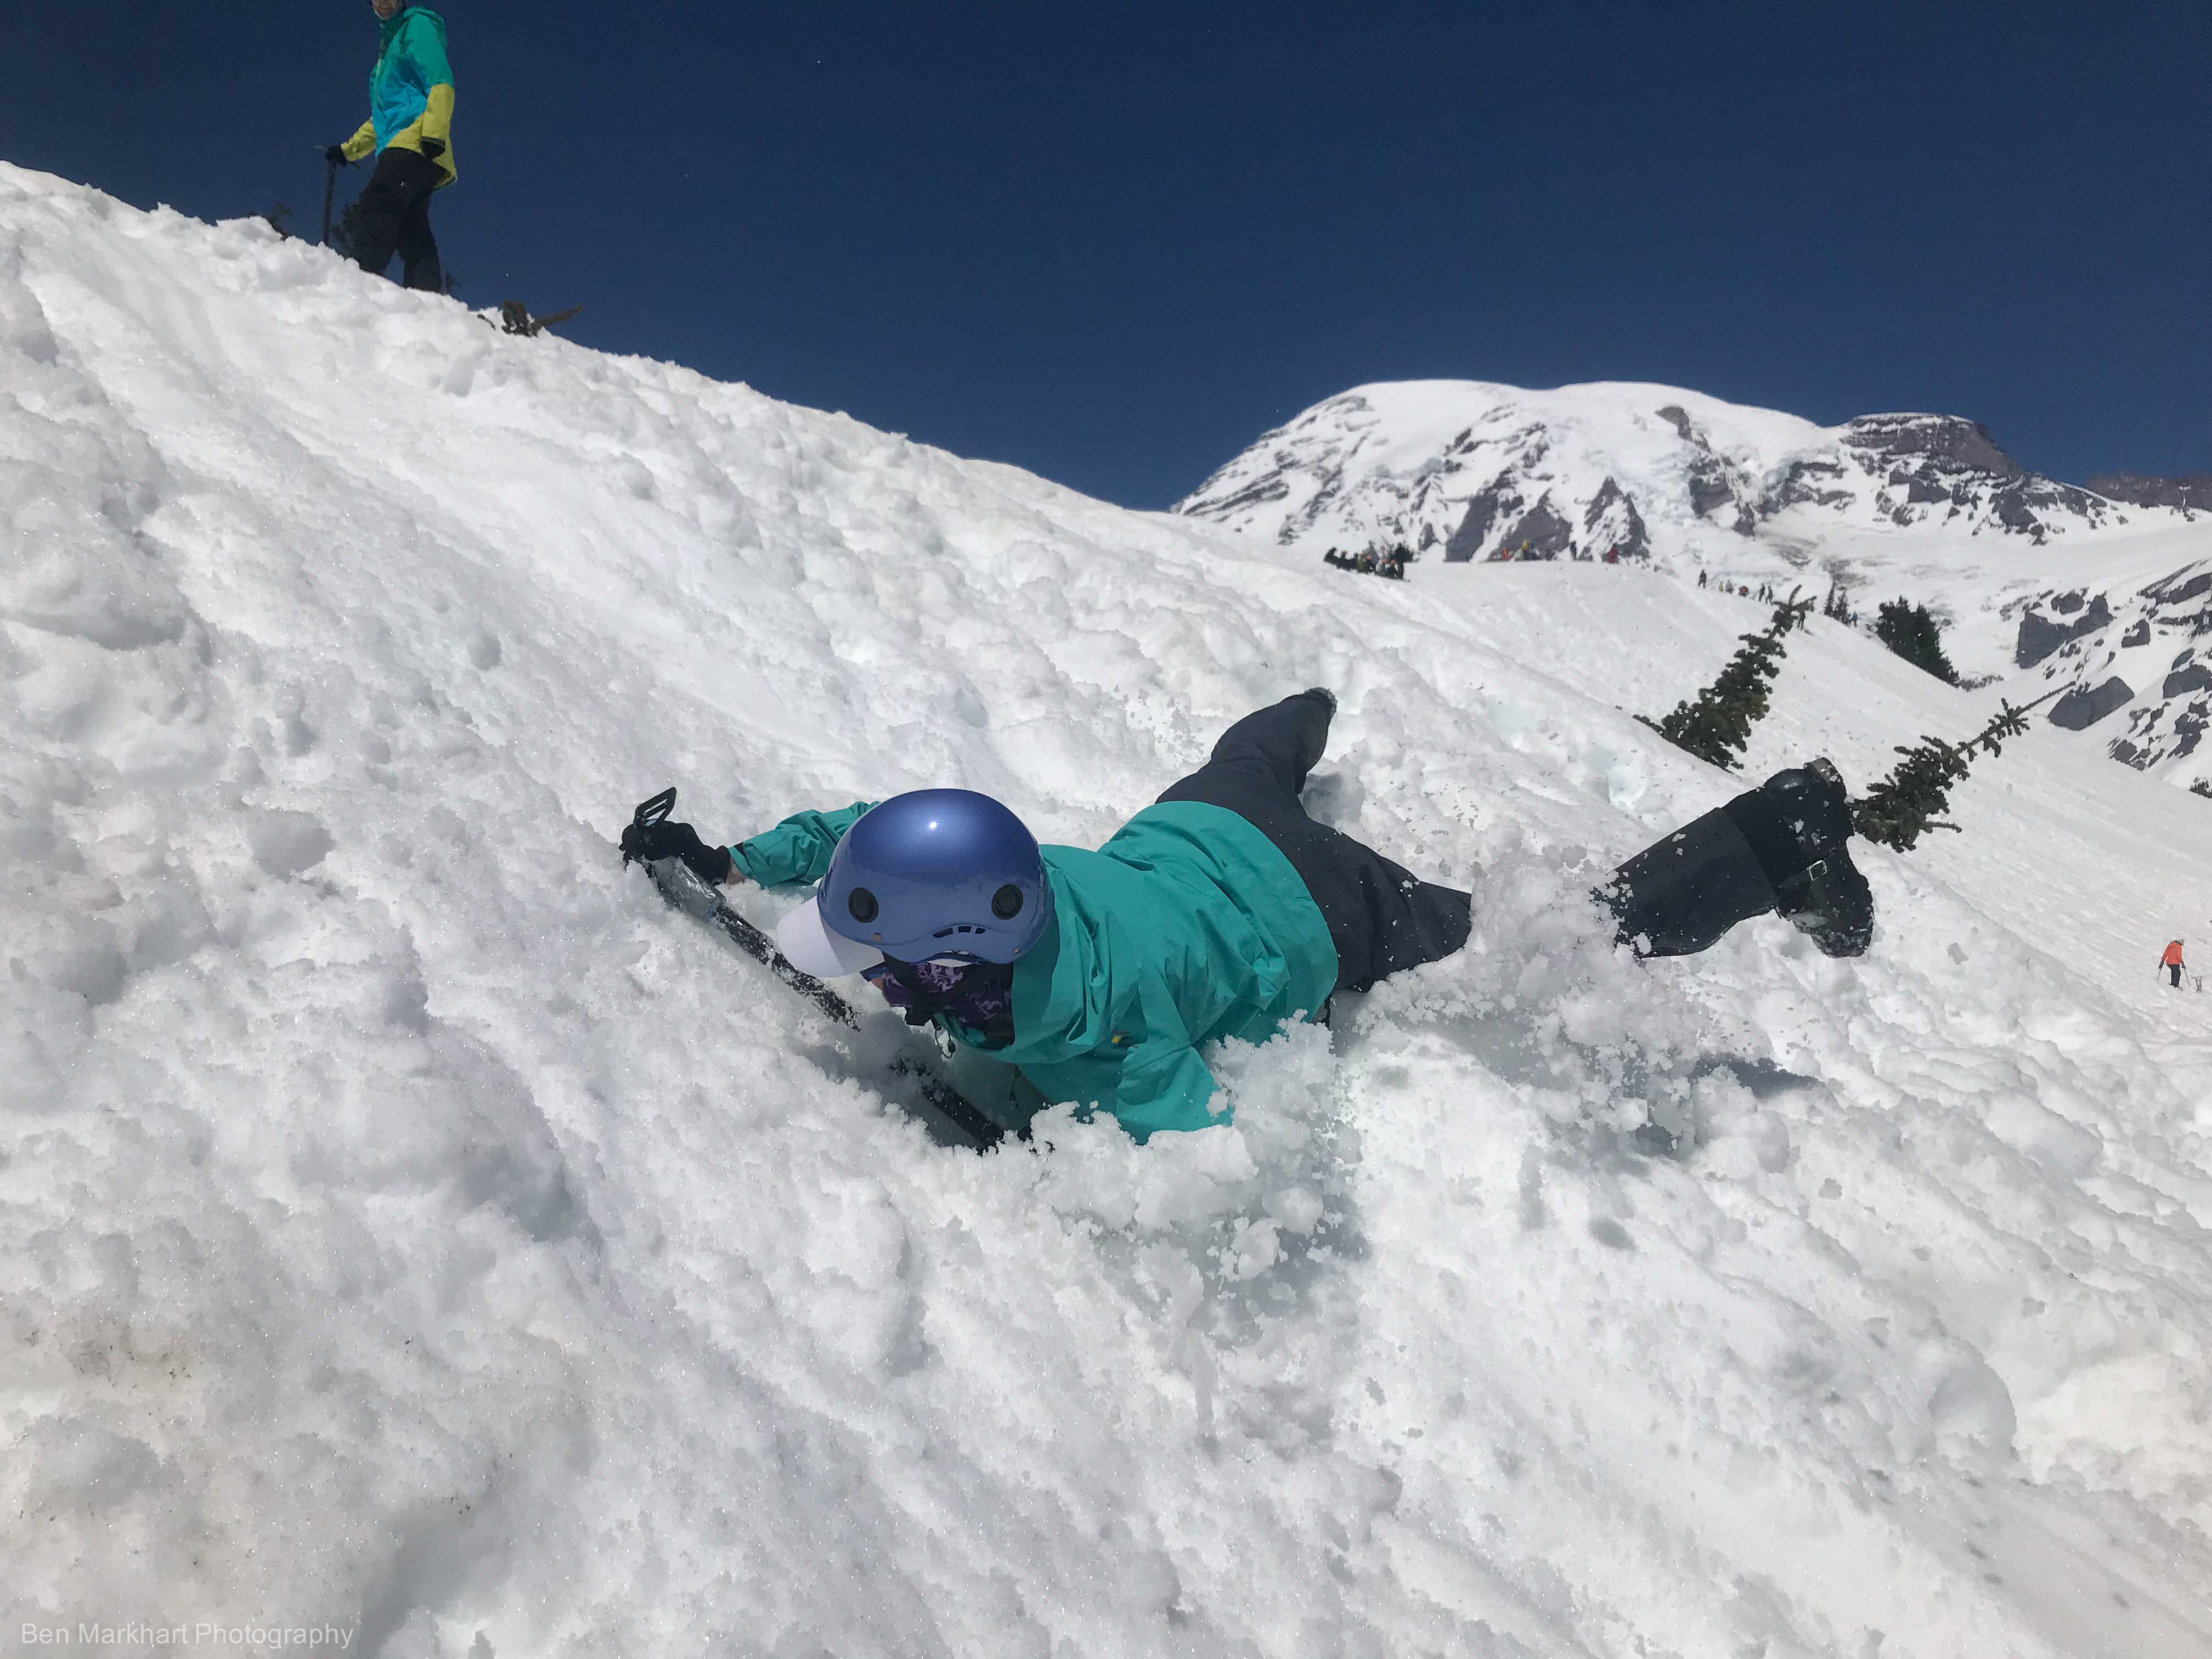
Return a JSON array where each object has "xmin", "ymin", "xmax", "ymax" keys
[{"xmin": 20, "ymin": 1624, "xmax": 356, "ymax": 1650}]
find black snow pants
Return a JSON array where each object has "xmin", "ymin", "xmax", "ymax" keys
[
  {"xmin": 1158, "ymin": 692, "xmax": 1474, "ymax": 996},
  {"xmin": 2170, "ymin": 963, "xmax": 2185, "ymax": 988},
  {"xmin": 347, "ymin": 147, "xmax": 444, "ymax": 292},
  {"xmin": 1157, "ymin": 691, "xmax": 1815, "ymax": 993},
  {"xmin": 1601, "ymin": 806, "xmax": 1785, "ymax": 958}
]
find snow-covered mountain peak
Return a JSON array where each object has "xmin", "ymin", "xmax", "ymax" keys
[{"xmin": 1177, "ymin": 379, "xmax": 2147, "ymax": 567}]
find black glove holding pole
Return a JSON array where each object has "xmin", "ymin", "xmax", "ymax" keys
[{"xmin": 620, "ymin": 816, "xmax": 736, "ymax": 886}]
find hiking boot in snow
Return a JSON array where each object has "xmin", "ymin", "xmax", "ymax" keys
[{"xmin": 1724, "ymin": 758, "xmax": 1872, "ymax": 958}]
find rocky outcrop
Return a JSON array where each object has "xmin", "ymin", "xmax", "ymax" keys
[
  {"xmin": 2016, "ymin": 562, "xmax": 2212, "ymax": 788},
  {"xmin": 1790, "ymin": 408, "xmax": 2121, "ymax": 539},
  {"xmin": 1810, "ymin": 415, "xmax": 2122, "ymax": 543},
  {"xmin": 1444, "ymin": 474, "xmax": 1526, "ymax": 562},
  {"xmin": 1846, "ymin": 413, "xmax": 2021, "ymax": 479},
  {"xmin": 2163, "ymin": 662, "xmax": 2212, "ymax": 701},
  {"xmin": 1496, "ymin": 494, "xmax": 1576, "ymax": 560},
  {"xmin": 2016, "ymin": 591, "xmax": 2113, "ymax": 668},
  {"xmin": 2050, "ymin": 677, "xmax": 2134, "ymax": 730},
  {"xmin": 2087, "ymin": 472, "xmax": 2212, "ymax": 513},
  {"xmin": 1581, "ymin": 477, "xmax": 1651, "ymax": 560}
]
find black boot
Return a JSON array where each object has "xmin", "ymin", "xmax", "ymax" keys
[
  {"xmin": 1720, "ymin": 759, "xmax": 1872, "ymax": 958},
  {"xmin": 1603, "ymin": 758, "xmax": 1872, "ymax": 960}
]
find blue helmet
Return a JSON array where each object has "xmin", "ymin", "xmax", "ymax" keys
[{"xmin": 779, "ymin": 790, "xmax": 1053, "ymax": 974}]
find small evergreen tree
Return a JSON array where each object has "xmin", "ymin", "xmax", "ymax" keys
[
  {"xmin": 1641, "ymin": 591, "xmax": 1814, "ymax": 769},
  {"xmin": 1853, "ymin": 690, "xmax": 2058, "ymax": 850},
  {"xmin": 1822, "ymin": 584, "xmax": 1855, "ymax": 627},
  {"xmin": 1875, "ymin": 597, "xmax": 1959, "ymax": 685},
  {"xmin": 2192, "ymin": 778, "xmax": 2212, "ymax": 800}
]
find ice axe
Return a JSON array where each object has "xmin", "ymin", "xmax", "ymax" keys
[
  {"xmin": 623, "ymin": 788, "xmax": 1015, "ymax": 1150},
  {"xmin": 318, "ymin": 150, "xmax": 340, "ymax": 246}
]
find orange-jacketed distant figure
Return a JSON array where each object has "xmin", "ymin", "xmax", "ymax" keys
[{"xmin": 2160, "ymin": 939, "xmax": 2186, "ymax": 989}]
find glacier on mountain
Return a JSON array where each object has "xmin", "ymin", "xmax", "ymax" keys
[{"xmin": 1175, "ymin": 380, "xmax": 2155, "ymax": 569}]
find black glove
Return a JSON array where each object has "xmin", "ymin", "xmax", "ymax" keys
[
  {"xmin": 620, "ymin": 819, "xmax": 735, "ymax": 886},
  {"xmin": 420, "ymin": 137, "xmax": 447, "ymax": 162},
  {"xmin": 323, "ymin": 144, "xmax": 351, "ymax": 167}
]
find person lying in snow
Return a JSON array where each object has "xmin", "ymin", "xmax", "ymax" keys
[{"xmin": 623, "ymin": 691, "xmax": 1872, "ymax": 1142}]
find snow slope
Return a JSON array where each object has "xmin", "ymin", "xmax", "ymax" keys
[{"xmin": 5, "ymin": 163, "xmax": 2212, "ymax": 1658}]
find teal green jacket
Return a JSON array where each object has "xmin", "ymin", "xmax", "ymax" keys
[
  {"xmin": 341, "ymin": 6, "xmax": 458, "ymax": 184},
  {"xmin": 733, "ymin": 803, "xmax": 1338, "ymax": 1141}
]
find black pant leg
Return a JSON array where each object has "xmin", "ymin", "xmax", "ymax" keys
[
  {"xmin": 1601, "ymin": 808, "xmax": 1778, "ymax": 957},
  {"xmin": 1159, "ymin": 694, "xmax": 1473, "ymax": 995},
  {"xmin": 1191, "ymin": 692, "xmax": 1334, "ymax": 802},
  {"xmin": 347, "ymin": 149, "xmax": 441, "ymax": 281},
  {"xmin": 396, "ymin": 187, "xmax": 443, "ymax": 292}
]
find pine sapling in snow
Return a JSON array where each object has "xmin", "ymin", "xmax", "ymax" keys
[
  {"xmin": 1641, "ymin": 591, "xmax": 1814, "ymax": 770},
  {"xmin": 1875, "ymin": 597, "xmax": 1960, "ymax": 685},
  {"xmin": 1852, "ymin": 691, "xmax": 2058, "ymax": 851}
]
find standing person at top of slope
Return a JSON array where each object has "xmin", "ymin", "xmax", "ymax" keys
[
  {"xmin": 325, "ymin": 0, "xmax": 457, "ymax": 292},
  {"xmin": 2162, "ymin": 938, "xmax": 2186, "ymax": 988},
  {"xmin": 624, "ymin": 691, "xmax": 1874, "ymax": 1142}
]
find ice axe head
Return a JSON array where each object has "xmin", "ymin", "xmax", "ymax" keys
[{"xmin": 622, "ymin": 787, "xmax": 680, "ymax": 867}]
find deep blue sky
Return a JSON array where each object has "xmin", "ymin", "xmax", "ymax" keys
[{"xmin": 8, "ymin": 3, "xmax": 2207, "ymax": 506}]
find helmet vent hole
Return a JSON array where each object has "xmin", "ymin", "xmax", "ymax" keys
[
  {"xmin": 847, "ymin": 888, "xmax": 879, "ymax": 924},
  {"xmin": 992, "ymin": 884, "xmax": 1024, "ymax": 921}
]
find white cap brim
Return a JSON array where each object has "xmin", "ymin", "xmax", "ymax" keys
[{"xmin": 775, "ymin": 898, "xmax": 885, "ymax": 979}]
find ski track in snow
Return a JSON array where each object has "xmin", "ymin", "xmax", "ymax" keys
[{"xmin": 2, "ymin": 163, "xmax": 2210, "ymax": 1657}]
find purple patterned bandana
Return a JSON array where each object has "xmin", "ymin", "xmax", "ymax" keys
[{"xmin": 867, "ymin": 959, "xmax": 1016, "ymax": 1046}]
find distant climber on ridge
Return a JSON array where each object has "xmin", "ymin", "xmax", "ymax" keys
[
  {"xmin": 2161, "ymin": 938, "xmax": 2186, "ymax": 988},
  {"xmin": 326, "ymin": 0, "xmax": 457, "ymax": 292},
  {"xmin": 623, "ymin": 691, "xmax": 1874, "ymax": 1143}
]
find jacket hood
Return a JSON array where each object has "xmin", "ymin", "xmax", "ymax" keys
[{"xmin": 380, "ymin": 5, "xmax": 448, "ymax": 51}]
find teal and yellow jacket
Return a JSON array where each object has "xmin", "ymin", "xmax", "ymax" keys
[
  {"xmin": 734, "ymin": 802, "xmax": 1338, "ymax": 1142},
  {"xmin": 341, "ymin": 5, "xmax": 457, "ymax": 185}
]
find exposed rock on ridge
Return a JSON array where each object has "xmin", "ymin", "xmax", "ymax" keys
[{"xmin": 2012, "ymin": 563, "xmax": 2212, "ymax": 782}]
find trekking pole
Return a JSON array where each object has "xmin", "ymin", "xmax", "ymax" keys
[{"xmin": 319, "ymin": 154, "xmax": 339, "ymax": 246}]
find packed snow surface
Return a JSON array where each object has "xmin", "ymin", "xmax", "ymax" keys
[{"xmin": 4, "ymin": 163, "xmax": 2212, "ymax": 1657}]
